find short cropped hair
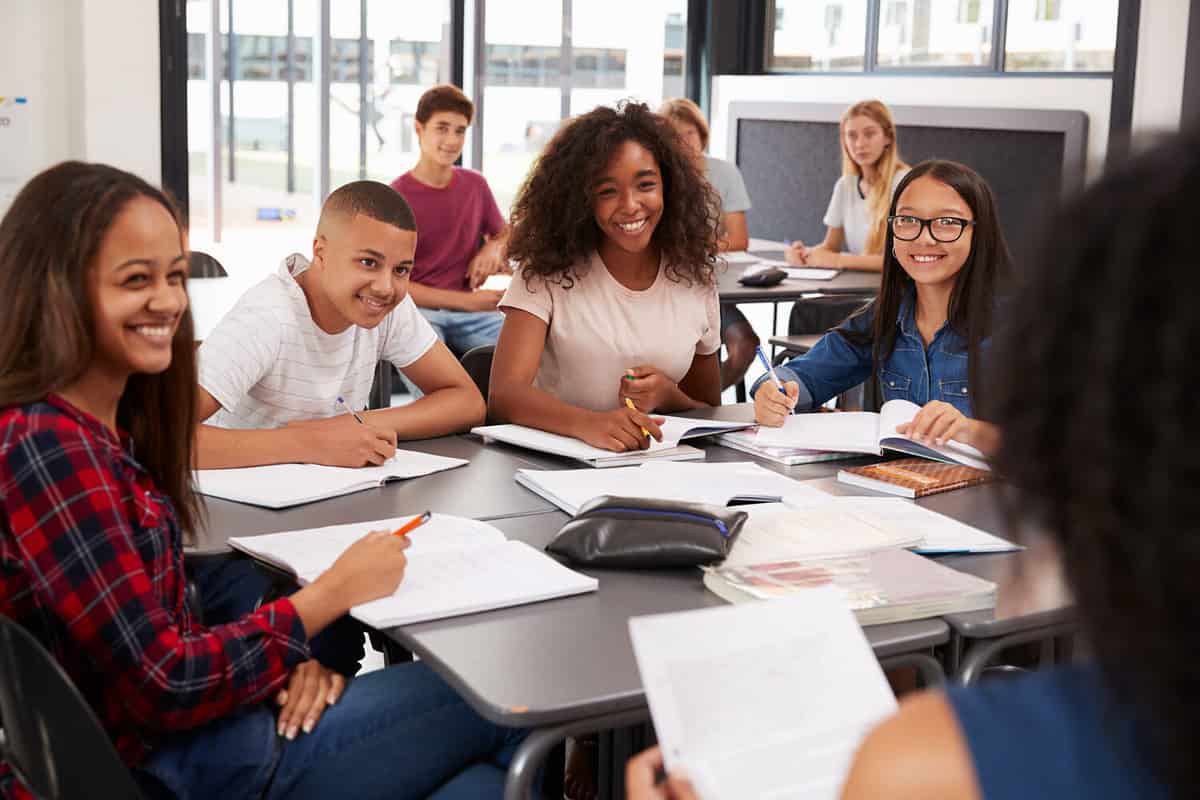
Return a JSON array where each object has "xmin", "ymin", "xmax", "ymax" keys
[
  {"xmin": 658, "ymin": 97, "xmax": 709, "ymax": 150},
  {"xmin": 416, "ymin": 84, "xmax": 474, "ymax": 125},
  {"xmin": 320, "ymin": 180, "xmax": 417, "ymax": 232}
]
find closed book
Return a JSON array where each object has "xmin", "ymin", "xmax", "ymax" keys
[
  {"xmin": 702, "ymin": 548, "xmax": 996, "ymax": 626},
  {"xmin": 837, "ymin": 458, "xmax": 992, "ymax": 498}
]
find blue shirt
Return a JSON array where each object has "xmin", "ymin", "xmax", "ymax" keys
[
  {"xmin": 946, "ymin": 666, "xmax": 1167, "ymax": 799},
  {"xmin": 751, "ymin": 290, "xmax": 976, "ymax": 415}
]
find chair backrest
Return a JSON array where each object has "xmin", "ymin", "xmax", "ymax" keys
[
  {"xmin": 0, "ymin": 615, "xmax": 144, "ymax": 799},
  {"xmin": 460, "ymin": 344, "xmax": 495, "ymax": 402},
  {"xmin": 188, "ymin": 250, "xmax": 228, "ymax": 278}
]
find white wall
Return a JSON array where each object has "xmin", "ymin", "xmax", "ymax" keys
[
  {"xmin": 1131, "ymin": 0, "xmax": 1191, "ymax": 136},
  {"xmin": 0, "ymin": 0, "xmax": 160, "ymax": 213}
]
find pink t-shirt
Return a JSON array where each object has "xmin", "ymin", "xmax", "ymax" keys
[
  {"xmin": 500, "ymin": 251, "xmax": 722, "ymax": 412},
  {"xmin": 390, "ymin": 168, "xmax": 505, "ymax": 291}
]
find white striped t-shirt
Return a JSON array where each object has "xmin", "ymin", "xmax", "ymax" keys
[{"xmin": 198, "ymin": 253, "xmax": 437, "ymax": 429}]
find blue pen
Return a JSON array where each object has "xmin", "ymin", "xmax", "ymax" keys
[
  {"xmin": 335, "ymin": 395, "xmax": 366, "ymax": 425},
  {"xmin": 754, "ymin": 346, "xmax": 788, "ymax": 396}
]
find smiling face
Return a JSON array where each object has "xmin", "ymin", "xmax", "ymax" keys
[
  {"xmin": 311, "ymin": 212, "xmax": 416, "ymax": 330},
  {"xmin": 843, "ymin": 114, "xmax": 891, "ymax": 172},
  {"xmin": 591, "ymin": 139, "xmax": 665, "ymax": 256},
  {"xmin": 891, "ymin": 175, "xmax": 975, "ymax": 290},
  {"xmin": 415, "ymin": 110, "xmax": 469, "ymax": 169},
  {"xmin": 87, "ymin": 196, "xmax": 189, "ymax": 381}
]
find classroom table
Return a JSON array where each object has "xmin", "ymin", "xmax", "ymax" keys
[
  {"xmin": 191, "ymin": 435, "xmax": 562, "ymax": 553},
  {"xmin": 716, "ymin": 262, "xmax": 882, "ymax": 304}
]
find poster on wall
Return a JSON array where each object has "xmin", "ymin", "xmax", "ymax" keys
[{"xmin": 0, "ymin": 96, "xmax": 32, "ymax": 210}]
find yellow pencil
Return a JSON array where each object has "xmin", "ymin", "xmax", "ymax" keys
[{"xmin": 625, "ymin": 397, "xmax": 651, "ymax": 438}]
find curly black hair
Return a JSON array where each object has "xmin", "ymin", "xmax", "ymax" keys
[
  {"xmin": 989, "ymin": 127, "xmax": 1200, "ymax": 795},
  {"xmin": 506, "ymin": 100, "xmax": 721, "ymax": 288}
]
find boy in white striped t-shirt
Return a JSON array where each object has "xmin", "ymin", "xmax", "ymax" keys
[{"xmin": 195, "ymin": 181, "xmax": 485, "ymax": 469}]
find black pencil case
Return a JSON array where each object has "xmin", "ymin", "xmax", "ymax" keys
[{"xmin": 546, "ymin": 496, "xmax": 747, "ymax": 568}]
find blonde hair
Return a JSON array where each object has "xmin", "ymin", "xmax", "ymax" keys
[
  {"xmin": 658, "ymin": 97, "xmax": 709, "ymax": 150},
  {"xmin": 840, "ymin": 100, "xmax": 908, "ymax": 254}
]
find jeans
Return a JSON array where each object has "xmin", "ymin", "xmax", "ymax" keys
[
  {"xmin": 400, "ymin": 308, "xmax": 504, "ymax": 397},
  {"xmin": 188, "ymin": 554, "xmax": 365, "ymax": 677},
  {"xmin": 134, "ymin": 661, "xmax": 528, "ymax": 800}
]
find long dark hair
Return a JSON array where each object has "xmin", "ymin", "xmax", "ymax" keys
[
  {"xmin": 0, "ymin": 162, "xmax": 201, "ymax": 535},
  {"xmin": 841, "ymin": 160, "xmax": 1012, "ymax": 413},
  {"xmin": 507, "ymin": 100, "xmax": 721, "ymax": 288},
  {"xmin": 990, "ymin": 128, "xmax": 1200, "ymax": 795}
]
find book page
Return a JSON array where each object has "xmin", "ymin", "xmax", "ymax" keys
[
  {"xmin": 656, "ymin": 416, "xmax": 752, "ymax": 443},
  {"xmin": 630, "ymin": 588, "xmax": 896, "ymax": 800},
  {"xmin": 753, "ymin": 411, "xmax": 881, "ymax": 453},
  {"xmin": 828, "ymin": 498, "xmax": 1018, "ymax": 554},
  {"xmin": 473, "ymin": 424, "xmax": 685, "ymax": 461},
  {"xmin": 723, "ymin": 501, "xmax": 924, "ymax": 566},
  {"xmin": 876, "ymin": 400, "xmax": 990, "ymax": 470}
]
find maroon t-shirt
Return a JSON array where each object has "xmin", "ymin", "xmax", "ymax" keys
[{"xmin": 390, "ymin": 168, "xmax": 505, "ymax": 291}]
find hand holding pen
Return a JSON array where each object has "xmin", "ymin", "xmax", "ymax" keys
[{"xmin": 753, "ymin": 346, "xmax": 799, "ymax": 428}]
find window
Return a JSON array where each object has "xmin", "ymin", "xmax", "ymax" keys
[
  {"xmin": 877, "ymin": 0, "xmax": 994, "ymax": 69},
  {"xmin": 1005, "ymin": 0, "xmax": 1116, "ymax": 71},
  {"xmin": 769, "ymin": 1, "xmax": 868, "ymax": 71}
]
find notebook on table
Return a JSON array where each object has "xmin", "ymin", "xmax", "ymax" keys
[
  {"xmin": 228, "ymin": 513, "xmax": 598, "ymax": 628},
  {"xmin": 716, "ymin": 427, "xmax": 855, "ymax": 466},
  {"xmin": 195, "ymin": 450, "xmax": 469, "ymax": 509},
  {"xmin": 471, "ymin": 416, "xmax": 752, "ymax": 468},
  {"xmin": 838, "ymin": 458, "xmax": 992, "ymax": 498},
  {"xmin": 704, "ymin": 546, "xmax": 997, "ymax": 626},
  {"xmin": 754, "ymin": 399, "xmax": 990, "ymax": 470},
  {"xmin": 629, "ymin": 588, "xmax": 897, "ymax": 800},
  {"xmin": 742, "ymin": 262, "xmax": 840, "ymax": 281}
]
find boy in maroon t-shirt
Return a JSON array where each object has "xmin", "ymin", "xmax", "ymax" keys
[{"xmin": 390, "ymin": 84, "xmax": 508, "ymax": 357}]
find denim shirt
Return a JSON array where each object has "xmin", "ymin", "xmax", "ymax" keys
[{"xmin": 751, "ymin": 290, "xmax": 978, "ymax": 416}]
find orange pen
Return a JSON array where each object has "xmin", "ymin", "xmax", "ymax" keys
[{"xmin": 393, "ymin": 510, "xmax": 431, "ymax": 538}]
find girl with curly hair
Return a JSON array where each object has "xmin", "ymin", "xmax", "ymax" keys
[
  {"xmin": 490, "ymin": 101, "xmax": 724, "ymax": 452},
  {"xmin": 752, "ymin": 160, "xmax": 1006, "ymax": 458}
]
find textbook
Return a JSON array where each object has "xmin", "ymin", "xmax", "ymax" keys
[
  {"xmin": 716, "ymin": 427, "xmax": 855, "ymax": 466},
  {"xmin": 228, "ymin": 514, "xmax": 598, "ymax": 628},
  {"xmin": 703, "ymin": 547, "xmax": 996, "ymax": 626},
  {"xmin": 754, "ymin": 399, "xmax": 991, "ymax": 470},
  {"xmin": 629, "ymin": 588, "xmax": 897, "ymax": 799},
  {"xmin": 838, "ymin": 458, "xmax": 993, "ymax": 498},
  {"xmin": 194, "ymin": 450, "xmax": 468, "ymax": 509},
  {"xmin": 514, "ymin": 462, "xmax": 829, "ymax": 516},
  {"xmin": 471, "ymin": 416, "xmax": 752, "ymax": 468}
]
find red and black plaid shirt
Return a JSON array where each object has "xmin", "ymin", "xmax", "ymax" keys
[{"xmin": 0, "ymin": 396, "xmax": 310, "ymax": 798}]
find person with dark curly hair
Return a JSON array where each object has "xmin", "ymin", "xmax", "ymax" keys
[
  {"xmin": 489, "ymin": 101, "xmax": 724, "ymax": 452},
  {"xmin": 752, "ymin": 160, "xmax": 1006, "ymax": 458}
]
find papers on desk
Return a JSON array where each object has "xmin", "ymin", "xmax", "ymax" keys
[
  {"xmin": 514, "ymin": 461, "xmax": 830, "ymax": 515},
  {"xmin": 741, "ymin": 262, "xmax": 840, "ymax": 281},
  {"xmin": 630, "ymin": 588, "xmax": 897, "ymax": 800},
  {"xmin": 194, "ymin": 450, "xmax": 468, "ymax": 508},
  {"xmin": 229, "ymin": 513, "xmax": 597, "ymax": 628},
  {"xmin": 471, "ymin": 417, "xmax": 752, "ymax": 468}
]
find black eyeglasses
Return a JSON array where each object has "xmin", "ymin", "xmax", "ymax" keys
[{"xmin": 888, "ymin": 215, "xmax": 976, "ymax": 243}]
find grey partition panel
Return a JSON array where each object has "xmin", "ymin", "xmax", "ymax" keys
[{"xmin": 730, "ymin": 102, "xmax": 1088, "ymax": 270}]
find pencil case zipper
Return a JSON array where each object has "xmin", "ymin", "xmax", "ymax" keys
[{"xmin": 598, "ymin": 507, "xmax": 730, "ymax": 538}]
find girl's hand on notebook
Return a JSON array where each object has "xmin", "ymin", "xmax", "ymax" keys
[
  {"xmin": 579, "ymin": 408, "xmax": 665, "ymax": 452},
  {"xmin": 287, "ymin": 415, "xmax": 398, "ymax": 467},
  {"xmin": 275, "ymin": 660, "xmax": 346, "ymax": 741},
  {"xmin": 324, "ymin": 529, "xmax": 411, "ymax": 606},
  {"xmin": 896, "ymin": 400, "xmax": 969, "ymax": 447},
  {"xmin": 804, "ymin": 246, "xmax": 842, "ymax": 268},
  {"xmin": 785, "ymin": 241, "xmax": 809, "ymax": 265},
  {"xmin": 626, "ymin": 745, "xmax": 699, "ymax": 800},
  {"xmin": 622, "ymin": 366, "xmax": 675, "ymax": 412},
  {"xmin": 754, "ymin": 380, "xmax": 799, "ymax": 427}
]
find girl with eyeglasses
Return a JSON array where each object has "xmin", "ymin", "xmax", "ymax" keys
[{"xmin": 752, "ymin": 160, "xmax": 1007, "ymax": 457}]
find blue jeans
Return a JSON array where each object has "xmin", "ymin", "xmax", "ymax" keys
[
  {"xmin": 134, "ymin": 662, "xmax": 528, "ymax": 800},
  {"xmin": 188, "ymin": 554, "xmax": 365, "ymax": 677},
  {"xmin": 400, "ymin": 308, "xmax": 504, "ymax": 398}
]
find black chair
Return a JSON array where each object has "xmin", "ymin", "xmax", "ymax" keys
[
  {"xmin": 0, "ymin": 615, "xmax": 146, "ymax": 799},
  {"xmin": 460, "ymin": 344, "xmax": 495, "ymax": 402},
  {"xmin": 188, "ymin": 250, "xmax": 227, "ymax": 278}
]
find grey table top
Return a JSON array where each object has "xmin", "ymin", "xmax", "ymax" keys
[
  {"xmin": 192, "ymin": 435, "xmax": 560, "ymax": 553},
  {"xmin": 384, "ymin": 511, "xmax": 948, "ymax": 728},
  {"xmin": 717, "ymin": 263, "xmax": 880, "ymax": 303}
]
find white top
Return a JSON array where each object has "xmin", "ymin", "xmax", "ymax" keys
[
  {"xmin": 499, "ymin": 251, "xmax": 721, "ymax": 412},
  {"xmin": 822, "ymin": 168, "xmax": 910, "ymax": 255},
  {"xmin": 198, "ymin": 253, "xmax": 438, "ymax": 429}
]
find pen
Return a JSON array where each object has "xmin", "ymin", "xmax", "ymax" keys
[
  {"xmin": 336, "ymin": 395, "xmax": 366, "ymax": 425},
  {"xmin": 625, "ymin": 396, "xmax": 651, "ymax": 438},
  {"xmin": 392, "ymin": 510, "xmax": 431, "ymax": 538},
  {"xmin": 754, "ymin": 346, "xmax": 788, "ymax": 396}
]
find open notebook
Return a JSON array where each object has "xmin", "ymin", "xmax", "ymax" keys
[
  {"xmin": 228, "ymin": 514, "xmax": 597, "ymax": 628},
  {"xmin": 471, "ymin": 416, "xmax": 752, "ymax": 467},
  {"xmin": 194, "ymin": 450, "xmax": 468, "ymax": 509},
  {"xmin": 514, "ymin": 461, "xmax": 829, "ymax": 515},
  {"xmin": 630, "ymin": 588, "xmax": 897, "ymax": 800},
  {"xmin": 754, "ymin": 399, "xmax": 990, "ymax": 470}
]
